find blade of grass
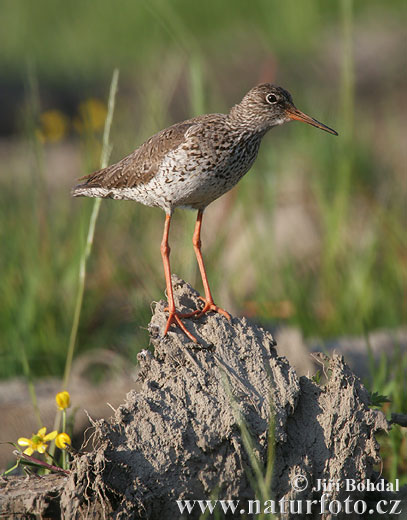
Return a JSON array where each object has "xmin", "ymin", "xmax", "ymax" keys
[
  {"xmin": 62, "ymin": 68, "xmax": 119, "ymax": 391},
  {"xmin": 49, "ymin": 69, "xmax": 119, "ymax": 455},
  {"xmin": 219, "ymin": 367, "xmax": 276, "ymax": 518}
]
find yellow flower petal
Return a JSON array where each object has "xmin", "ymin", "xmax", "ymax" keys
[
  {"xmin": 38, "ymin": 427, "xmax": 47, "ymax": 437},
  {"xmin": 44, "ymin": 430, "xmax": 58, "ymax": 442},
  {"xmin": 38, "ymin": 109, "xmax": 69, "ymax": 143},
  {"xmin": 17, "ymin": 437, "xmax": 31, "ymax": 447},
  {"xmin": 23, "ymin": 447, "xmax": 34, "ymax": 456},
  {"xmin": 56, "ymin": 391, "xmax": 71, "ymax": 410},
  {"xmin": 17, "ymin": 426, "xmax": 56, "ymax": 455},
  {"xmin": 75, "ymin": 98, "xmax": 107, "ymax": 134},
  {"xmin": 55, "ymin": 433, "xmax": 71, "ymax": 450}
]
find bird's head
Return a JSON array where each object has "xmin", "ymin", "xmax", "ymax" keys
[{"xmin": 229, "ymin": 83, "xmax": 338, "ymax": 136}]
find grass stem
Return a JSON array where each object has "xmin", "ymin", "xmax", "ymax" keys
[
  {"xmin": 62, "ymin": 68, "xmax": 119, "ymax": 391},
  {"xmin": 49, "ymin": 69, "xmax": 119, "ymax": 453}
]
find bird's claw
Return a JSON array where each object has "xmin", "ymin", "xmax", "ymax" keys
[
  {"xmin": 195, "ymin": 297, "xmax": 231, "ymax": 321},
  {"xmin": 162, "ymin": 297, "xmax": 230, "ymax": 343},
  {"xmin": 163, "ymin": 308, "xmax": 198, "ymax": 343}
]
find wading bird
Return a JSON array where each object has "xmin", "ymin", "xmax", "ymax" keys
[{"xmin": 72, "ymin": 84, "xmax": 337, "ymax": 342}]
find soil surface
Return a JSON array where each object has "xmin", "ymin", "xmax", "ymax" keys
[{"xmin": 1, "ymin": 277, "xmax": 404, "ymax": 519}]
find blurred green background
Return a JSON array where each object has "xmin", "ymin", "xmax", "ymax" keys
[
  {"xmin": 0, "ymin": 0, "xmax": 405, "ymax": 379},
  {"xmin": 0, "ymin": 0, "xmax": 406, "ymax": 484}
]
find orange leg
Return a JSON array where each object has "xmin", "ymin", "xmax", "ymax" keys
[
  {"xmin": 161, "ymin": 214, "xmax": 198, "ymax": 343},
  {"xmin": 192, "ymin": 210, "xmax": 231, "ymax": 320}
]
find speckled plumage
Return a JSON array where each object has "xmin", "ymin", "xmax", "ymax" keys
[
  {"xmin": 71, "ymin": 83, "xmax": 337, "ymax": 343},
  {"xmin": 72, "ymin": 84, "xmax": 308, "ymax": 214}
]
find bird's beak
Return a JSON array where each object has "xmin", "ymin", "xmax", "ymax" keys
[{"xmin": 285, "ymin": 106, "xmax": 338, "ymax": 136}]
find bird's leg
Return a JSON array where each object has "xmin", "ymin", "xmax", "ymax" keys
[
  {"xmin": 192, "ymin": 210, "xmax": 231, "ymax": 320},
  {"xmin": 161, "ymin": 214, "xmax": 198, "ymax": 343}
]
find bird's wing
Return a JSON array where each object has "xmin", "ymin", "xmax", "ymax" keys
[{"xmin": 74, "ymin": 116, "xmax": 217, "ymax": 190}]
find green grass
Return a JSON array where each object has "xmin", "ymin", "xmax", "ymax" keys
[
  {"xmin": 366, "ymin": 341, "xmax": 407, "ymax": 486},
  {"xmin": 61, "ymin": 69, "xmax": 119, "ymax": 391}
]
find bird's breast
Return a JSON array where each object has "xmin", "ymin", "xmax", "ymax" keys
[{"xmin": 153, "ymin": 132, "xmax": 262, "ymax": 209}]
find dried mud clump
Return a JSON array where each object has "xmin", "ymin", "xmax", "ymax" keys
[{"xmin": 0, "ymin": 277, "xmax": 395, "ymax": 519}]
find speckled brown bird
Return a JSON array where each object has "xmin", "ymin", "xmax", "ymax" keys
[{"xmin": 72, "ymin": 83, "xmax": 337, "ymax": 342}]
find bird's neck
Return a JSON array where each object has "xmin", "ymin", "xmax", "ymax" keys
[{"xmin": 227, "ymin": 104, "xmax": 271, "ymax": 137}]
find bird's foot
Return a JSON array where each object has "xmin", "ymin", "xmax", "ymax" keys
[
  {"xmin": 196, "ymin": 297, "xmax": 231, "ymax": 321},
  {"xmin": 163, "ymin": 308, "xmax": 198, "ymax": 343}
]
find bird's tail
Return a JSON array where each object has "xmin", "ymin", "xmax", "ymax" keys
[
  {"xmin": 71, "ymin": 182, "xmax": 102, "ymax": 198},
  {"xmin": 71, "ymin": 184, "xmax": 88, "ymax": 197},
  {"xmin": 71, "ymin": 168, "xmax": 104, "ymax": 197}
]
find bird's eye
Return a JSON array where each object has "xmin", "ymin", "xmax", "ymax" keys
[{"xmin": 266, "ymin": 94, "xmax": 278, "ymax": 104}]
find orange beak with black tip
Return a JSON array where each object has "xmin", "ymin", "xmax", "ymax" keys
[{"xmin": 285, "ymin": 106, "xmax": 338, "ymax": 136}]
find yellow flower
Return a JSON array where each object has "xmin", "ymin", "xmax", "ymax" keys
[
  {"xmin": 36, "ymin": 109, "xmax": 69, "ymax": 143},
  {"xmin": 17, "ymin": 427, "xmax": 58, "ymax": 456},
  {"xmin": 55, "ymin": 432, "xmax": 71, "ymax": 450},
  {"xmin": 73, "ymin": 98, "xmax": 107, "ymax": 134},
  {"xmin": 56, "ymin": 391, "xmax": 71, "ymax": 410}
]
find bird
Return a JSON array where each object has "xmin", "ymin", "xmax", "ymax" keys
[{"xmin": 72, "ymin": 83, "xmax": 337, "ymax": 343}]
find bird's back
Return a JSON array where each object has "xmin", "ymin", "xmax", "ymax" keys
[
  {"xmin": 72, "ymin": 111, "xmax": 262, "ymax": 213},
  {"xmin": 73, "ymin": 115, "xmax": 208, "ymax": 190}
]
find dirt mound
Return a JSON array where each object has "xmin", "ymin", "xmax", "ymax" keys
[{"xmin": 1, "ymin": 277, "xmax": 397, "ymax": 519}]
